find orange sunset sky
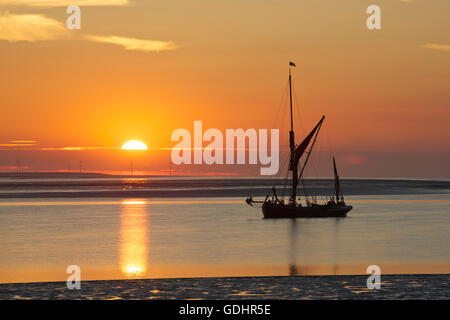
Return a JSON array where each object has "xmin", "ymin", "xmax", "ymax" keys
[{"xmin": 0, "ymin": 0, "xmax": 449, "ymax": 178}]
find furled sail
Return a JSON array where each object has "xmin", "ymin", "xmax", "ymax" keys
[
  {"xmin": 291, "ymin": 115, "xmax": 325, "ymax": 173},
  {"xmin": 333, "ymin": 156, "xmax": 340, "ymax": 202},
  {"xmin": 333, "ymin": 156, "xmax": 344, "ymax": 203}
]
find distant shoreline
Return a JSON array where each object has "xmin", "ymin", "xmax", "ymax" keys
[
  {"xmin": 0, "ymin": 172, "xmax": 449, "ymax": 181},
  {"xmin": 0, "ymin": 176, "xmax": 449, "ymax": 199}
]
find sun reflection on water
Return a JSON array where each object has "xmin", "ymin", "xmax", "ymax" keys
[{"xmin": 119, "ymin": 199, "xmax": 149, "ymax": 279}]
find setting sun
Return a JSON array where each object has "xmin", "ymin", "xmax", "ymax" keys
[{"xmin": 121, "ymin": 140, "xmax": 148, "ymax": 150}]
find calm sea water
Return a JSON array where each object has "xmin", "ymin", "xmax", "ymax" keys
[{"xmin": 0, "ymin": 178, "xmax": 449, "ymax": 284}]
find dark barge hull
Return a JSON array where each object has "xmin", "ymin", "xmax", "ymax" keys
[{"xmin": 262, "ymin": 202, "xmax": 352, "ymax": 218}]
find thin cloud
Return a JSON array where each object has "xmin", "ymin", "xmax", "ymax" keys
[
  {"xmin": 0, "ymin": 140, "xmax": 37, "ymax": 147},
  {"xmin": 0, "ymin": 0, "xmax": 129, "ymax": 7},
  {"xmin": 10, "ymin": 140, "xmax": 37, "ymax": 143},
  {"xmin": 0, "ymin": 143, "xmax": 37, "ymax": 147},
  {"xmin": 422, "ymin": 43, "xmax": 450, "ymax": 52},
  {"xmin": 0, "ymin": 141, "xmax": 119, "ymax": 151},
  {"xmin": 0, "ymin": 12, "xmax": 68, "ymax": 42},
  {"xmin": 10, "ymin": 140, "xmax": 37, "ymax": 144},
  {"xmin": 39, "ymin": 146, "xmax": 119, "ymax": 151},
  {"xmin": 0, "ymin": 12, "xmax": 177, "ymax": 52},
  {"xmin": 85, "ymin": 35, "xmax": 177, "ymax": 52}
]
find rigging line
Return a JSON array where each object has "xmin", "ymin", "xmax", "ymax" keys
[
  {"xmin": 278, "ymin": 149, "xmax": 290, "ymax": 177},
  {"xmin": 300, "ymin": 168, "xmax": 309, "ymax": 203},
  {"xmin": 278, "ymin": 80, "xmax": 291, "ymax": 200},
  {"xmin": 310, "ymin": 139, "xmax": 325, "ymax": 200},
  {"xmin": 300, "ymin": 123, "xmax": 327, "ymax": 201},
  {"xmin": 298, "ymin": 121, "xmax": 323, "ymax": 179},
  {"xmin": 302, "ymin": 159, "xmax": 317, "ymax": 201},
  {"xmin": 305, "ymin": 158, "xmax": 322, "ymax": 201},
  {"xmin": 249, "ymin": 79, "xmax": 289, "ymax": 195},
  {"xmin": 270, "ymin": 79, "xmax": 289, "ymax": 165},
  {"xmin": 300, "ymin": 176, "xmax": 308, "ymax": 203},
  {"xmin": 269, "ymin": 88, "xmax": 288, "ymax": 193},
  {"xmin": 314, "ymin": 153, "xmax": 328, "ymax": 202},
  {"xmin": 289, "ymin": 67, "xmax": 305, "ymax": 129},
  {"xmin": 291, "ymin": 72, "xmax": 312, "ymax": 203},
  {"xmin": 324, "ymin": 124, "xmax": 335, "ymax": 167},
  {"xmin": 306, "ymin": 152, "xmax": 320, "ymax": 200},
  {"xmin": 273, "ymin": 133, "xmax": 290, "ymax": 200},
  {"xmin": 277, "ymin": 102, "xmax": 289, "ymax": 197},
  {"xmin": 271, "ymin": 80, "xmax": 289, "ymax": 130},
  {"xmin": 322, "ymin": 141, "xmax": 335, "ymax": 201},
  {"xmin": 313, "ymin": 135, "xmax": 333, "ymax": 202},
  {"xmin": 323, "ymin": 118, "xmax": 335, "ymax": 154},
  {"xmin": 322, "ymin": 121, "xmax": 336, "ymax": 199},
  {"xmin": 279, "ymin": 94, "xmax": 288, "ymax": 141},
  {"xmin": 279, "ymin": 154, "xmax": 290, "ymax": 200},
  {"xmin": 291, "ymin": 78, "xmax": 306, "ymax": 135},
  {"xmin": 284, "ymin": 151, "xmax": 291, "ymax": 199}
]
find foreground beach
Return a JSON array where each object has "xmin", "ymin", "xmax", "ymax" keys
[{"xmin": 1, "ymin": 274, "xmax": 449, "ymax": 300}]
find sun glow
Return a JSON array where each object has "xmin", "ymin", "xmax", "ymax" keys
[{"xmin": 121, "ymin": 140, "xmax": 148, "ymax": 150}]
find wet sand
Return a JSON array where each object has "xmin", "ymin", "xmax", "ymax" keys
[{"xmin": 1, "ymin": 274, "xmax": 449, "ymax": 300}]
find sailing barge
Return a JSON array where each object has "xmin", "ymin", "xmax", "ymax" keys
[{"xmin": 246, "ymin": 63, "xmax": 352, "ymax": 218}]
